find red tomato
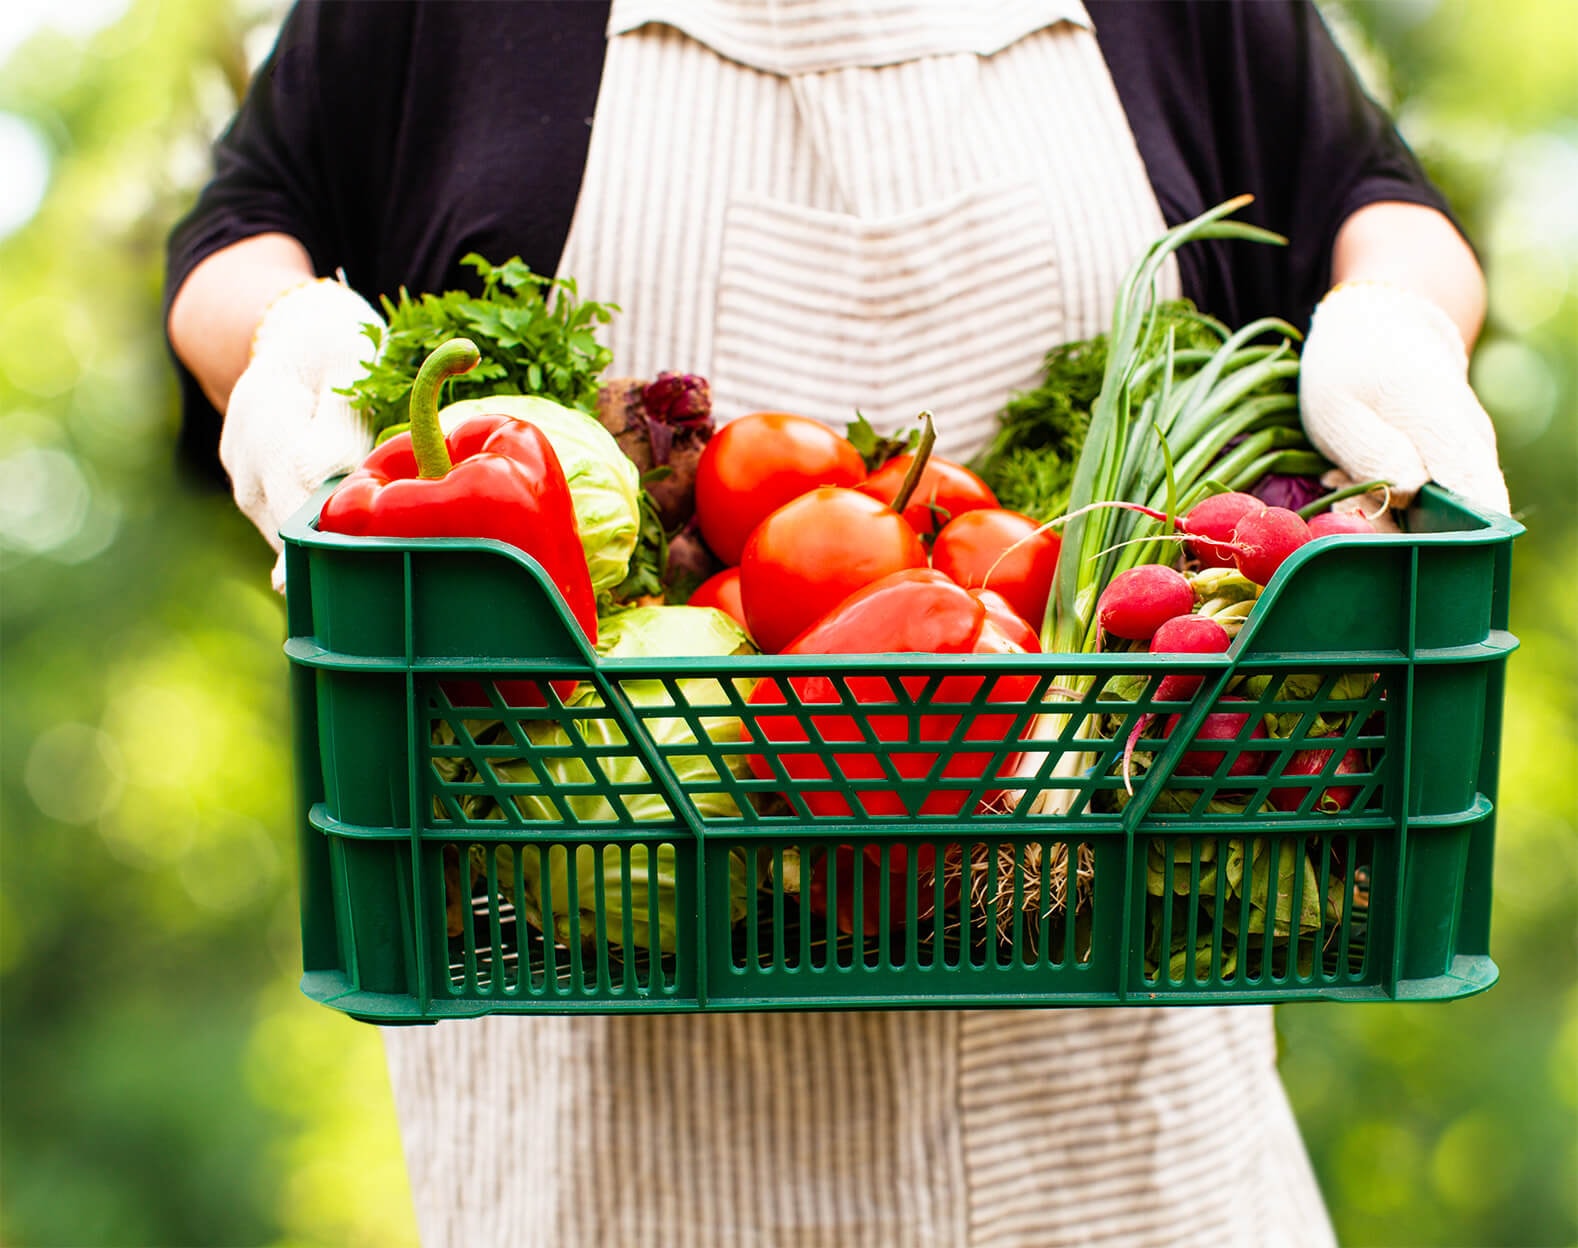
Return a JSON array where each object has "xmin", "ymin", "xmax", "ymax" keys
[
  {"xmin": 687, "ymin": 567, "xmax": 749, "ymax": 635},
  {"xmin": 739, "ymin": 487, "xmax": 927, "ymax": 653},
  {"xmin": 858, "ymin": 453, "xmax": 998, "ymax": 537},
  {"xmin": 931, "ymin": 508, "xmax": 1060, "ymax": 632},
  {"xmin": 693, "ymin": 412, "xmax": 868, "ymax": 566},
  {"xmin": 968, "ymin": 587, "xmax": 1040, "ymax": 653}
]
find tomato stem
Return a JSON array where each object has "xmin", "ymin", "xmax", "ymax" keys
[{"xmin": 888, "ymin": 410, "xmax": 937, "ymax": 516}]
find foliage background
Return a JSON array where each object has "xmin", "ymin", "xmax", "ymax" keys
[{"xmin": 0, "ymin": 2, "xmax": 1572, "ymax": 1244}]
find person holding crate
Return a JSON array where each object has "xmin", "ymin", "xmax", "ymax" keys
[{"xmin": 166, "ymin": 2, "xmax": 1511, "ymax": 1244}]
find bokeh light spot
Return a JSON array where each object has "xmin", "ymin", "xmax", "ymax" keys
[
  {"xmin": 177, "ymin": 815, "xmax": 281, "ymax": 915},
  {"xmin": 98, "ymin": 789, "xmax": 197, "ymax": 869},
  {"xmin": 0, "ymin": 112, "xmax": 51, "ymax": 240},
  {"xmin": 1487, "ymin": 253, "xmax": 1570, "ymax": 336},
  {"xmin": 1429, "ymin": 1113, "xmax": 1518, "ymax": 1213},
  {"xmin": 1552, "ymin": 1011, "xmax": 1578, "ymax": 1110},
  {"xmin": 1471, "ymin": 337, "xmax": 1558, "ymax": 449},
  {"xmin": 0, "ymin": 295, "xmax": 95, "ymax": 398},
  {"xmin": 24, "ymin": 721, "xmax": 125, "ymax": 824},
  {"xmin": 1334, "ymin": 1121, "xmax": 1425, "ymax": 1213},
  {"xmin": 0, "ymin": 445, "xmax": 92, "ymax": 555}
]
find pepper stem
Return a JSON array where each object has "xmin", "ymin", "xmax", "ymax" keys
[
  {"xmin": 888, "ymin": 410, "xmax": 937, "ymax": 516},
  {"xmin": 410, "ymin": 338, "xmax": 482, "ymax": 479}
]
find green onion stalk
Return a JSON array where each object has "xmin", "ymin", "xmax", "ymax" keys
[{"xmin": 1022, "ymin": 195, "xmax": 1327, "ymax": 820}]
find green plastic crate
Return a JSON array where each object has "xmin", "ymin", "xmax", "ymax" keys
[{"xmin": 280, "ymin": 486, "xmax": 1521, "ymax": 1023}]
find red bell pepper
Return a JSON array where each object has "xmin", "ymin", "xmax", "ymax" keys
[
  {"xmin": 317, "ymin": 338, "xmax": 597, "ymax": 705},
  {"xmin": 745, "ymin": 568, "xmax": 1040, "ymax": 933}
]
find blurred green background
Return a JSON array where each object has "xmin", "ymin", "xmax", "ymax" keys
[{"xmin": 0, "ymin": 2, "xmax": 1572, "ymax": 1244}]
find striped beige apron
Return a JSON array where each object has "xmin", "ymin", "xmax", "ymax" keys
[{"xmin": 383, "ymin": 4, "xmax": 1339, "ymax": 1244}]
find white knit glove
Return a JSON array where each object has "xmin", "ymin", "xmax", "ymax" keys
[
  {"xmin": 220, "ymin": 277, "xmax": 382, "ymax": 590},
  {"xmin": 1299, "ymin": 281, "xmax": 1511, "ymax": 515}
]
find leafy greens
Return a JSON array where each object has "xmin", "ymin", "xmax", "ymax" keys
[
  {"xmin": 971, "ymin": 301, "xmax": 1223, "ymax": 521},
  {"xmin": 343, "ymin": 254, "xmax": 618, "ymax": 436}
]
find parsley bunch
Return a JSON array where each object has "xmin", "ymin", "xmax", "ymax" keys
[
  {"xmin": 344, "ymin": 254, "xmax": 618, "ymax": 436},
  {"xmin": 970, "ymin": 300, "xmax": 1218, "ymax": 521}
]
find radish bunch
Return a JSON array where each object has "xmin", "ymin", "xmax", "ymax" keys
[
  {"xmin": 1091, "ymin": 491, "xmax": 1379, "ymax": 792},
  {"xmin": 1095, "ymin": 492, "xmax": 1379, "ymax": 643}
]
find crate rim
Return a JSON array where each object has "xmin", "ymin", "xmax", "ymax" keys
[{"xmin": 280, "ymin": 482, "xmax": 1523, "ymax": 673}]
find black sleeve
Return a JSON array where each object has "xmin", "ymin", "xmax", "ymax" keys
[
  {"xmin": 163, "ymin": 1, "xmax": 609, "ymax": 483},
  {"xmin": 1088, "ymin": 0, "xmax": 1461, "ymax": 333},
  {"xmin": 163, "ymin": 1, "xmax": 404, "ymax": 482}
]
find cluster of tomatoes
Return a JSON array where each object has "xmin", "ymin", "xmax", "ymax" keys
[{"xmin": 685, "ymin": 412, "xmax": 1061, "ymax": 651}]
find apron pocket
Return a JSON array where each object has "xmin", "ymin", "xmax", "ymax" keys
[{"xmin": 710, "ymin": 182, "xmax": 1064, "ymax": 463}]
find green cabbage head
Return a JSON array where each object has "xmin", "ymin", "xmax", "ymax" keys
[
  {"xmin": 439, "ymin": 394, "xmax": 641, "ymax": 595},
  {"xmin": 495, "ymin": 605, "xmax": 759, "ymax": 953}
]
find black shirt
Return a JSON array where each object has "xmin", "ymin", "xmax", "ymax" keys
[{"xmin": 167, "ymin": 0, "xmax": 1455, "ymax": 479}]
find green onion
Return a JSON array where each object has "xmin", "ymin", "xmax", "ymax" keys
[
  {"xmin": 1045, "ymin": 196, "xmax": 1318, "ymax": 655},
  {"xmin": 1024, "ymin": 196, "xmax": 1327, "ymax": 820}
]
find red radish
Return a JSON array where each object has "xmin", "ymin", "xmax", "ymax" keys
[
  {"xmin": 1230, "ymin": 506, "xmax": 1311, "ymax": 586},
  {"xmin": 1307, "ymin": 511, "xmax": 1377, "ymax": 539},
  {"xmin": 1183, "ymin": 492, "xmax": 1264, "ymax": 568},
  {"xmin": 1148, "ymin": 614, "xmax": 1233, "ymax": 701},
  {"xmin": 1270, "ymin": 747, "xmax": 1365, "ymax": 812},
  {"xmin": 1120, "ymin": 612, "xmax": 1233, "ymax": 791},
  {"xmin": 1058, "ymin": 494, "xmax": 1292, "ymax": 578},
  {"xmin": 1163, "ymin": 698, "xmax": 1268, "ymax": 777},
  {"xmin": 1097, "ymin": 565, "xmax": 1196, "ymax": 641}
]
